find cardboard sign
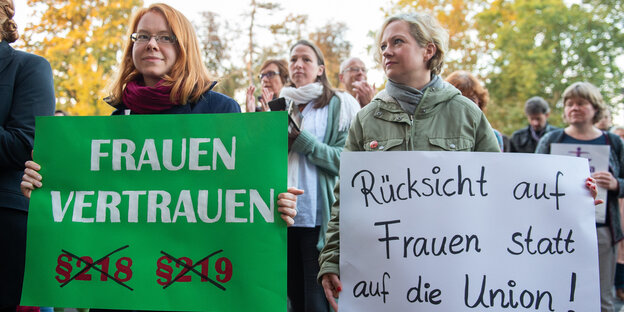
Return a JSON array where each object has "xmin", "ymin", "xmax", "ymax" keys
[
  {"xmin": 550, "ymin": 143, "xmax": 609, "ymax": 223},
  {"xmin": 21, "ymin": 112, "xmax": 288, "ymax": 312},
  {"xmin": 339, "ymin": 151, "xmax": 599, "ymax": 311}
]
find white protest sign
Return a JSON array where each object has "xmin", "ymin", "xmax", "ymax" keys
[
  {"xmin": 339, "ymin": 151, "xmax": 599, "ymax": 312},
  {"xmin": 550, "ymin": 143, "xmax": 609, "ymax": 223}
]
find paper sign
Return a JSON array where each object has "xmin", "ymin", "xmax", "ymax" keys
[
  {"xmin": 339, "ymin": 151, "xmax": 599, "ymax": 311},
  {"xmin": 550, "ymin": 143, "xmax": 609, "ymax": 223}
]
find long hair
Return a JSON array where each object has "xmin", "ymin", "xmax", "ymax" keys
[
  {"xmin": 108, "ymin": 3, "xmax": 213, "ymax": 105},
  {"xmin": 288, "ymin": 40, "xmax": 334, "ymax": 108}
]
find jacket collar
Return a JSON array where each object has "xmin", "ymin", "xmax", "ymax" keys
[
  {"xmin": 0, "ymin": 41, "xmax": 15, "ymax": 73},
  {"xmin": 374, "ymin": 82, "xmax": 461, "ymax": 118}
]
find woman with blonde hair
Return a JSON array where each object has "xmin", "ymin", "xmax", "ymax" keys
[
  {"xmin": 317, "ymin": 12, "xmax": 500, "ymax": 311},
  {"xmin": 537, "ymin": 81, "xmax": 624, "ymax": 312}
]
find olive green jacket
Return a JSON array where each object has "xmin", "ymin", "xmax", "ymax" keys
[{"xmin": 317, "ymin": 83, "xmax": 500, "ymax": 282}]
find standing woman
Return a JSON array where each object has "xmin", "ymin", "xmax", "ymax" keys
[
  {"xmin": 536, "ymin": 82, "xmax": 624, "ymax": 312},
  {"xmin": 317, "ymin": 13, "xmax": 500, "ymax": 311},
  {"xmin": 245, "ymin": 59, "xmax": 289, "ymax": 112},
  {"xmin": 281, "ymin": 39, "xmax": 359, "ymax": 312},
  {"xmin": 0, "ymin": 0, "xmax": 55, "ymax": 310}
]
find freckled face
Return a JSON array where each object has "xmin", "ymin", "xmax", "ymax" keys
[
  {"xmin": 289, "ymin": 44, "xmax": 324, "ymax": 88},
  {"xmin": 132, "ymin": 11, "xmax": 178, "ymax": 87}
]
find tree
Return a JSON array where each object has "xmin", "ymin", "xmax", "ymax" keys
[
  {"xmin": 196, "ymin": 11, "xmax": 245, "ymax": 98},
  {"xmin": 388, "ymin": 0, "xmax": 489, "ymax": 74},
  {"xmin": 476, "ymin": 0, "xmax": 624, "ymax": 134},
  {"xmin": 22, "ymin": 0, "xmax": 143, "ymax": 116},
  {"xmin": 309, "ymin": 22, "xmax": 352, "ymax": 88},
  {"xmin": 244, "ymin": 0, "xmax": 281, "ymax": 86}
]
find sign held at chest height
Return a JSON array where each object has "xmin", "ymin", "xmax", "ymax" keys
[
  {"xmin": 339, "ymin": 151, "xmax": 599, "ymax": 311},
  {"xmin": 21, "ymin": 112, "xmax": 288, "ymax": 312}
]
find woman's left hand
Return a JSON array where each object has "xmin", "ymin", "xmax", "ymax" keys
[
  {"xmin": 586, "ymin": 177, "xmax": 604, "ymax": 205},
  {"xmin": 277, "ymin": 187, "xmax": 304, "ymax": 226},
  {"xmin": 592, "ymin": 171, "xmax": 618, "ymax": 191}
]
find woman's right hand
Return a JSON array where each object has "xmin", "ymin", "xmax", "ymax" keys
[
  {"xmin": 21, "ymin": 160, "xmax": 43, "ymax": 199},
  {"xmin": 245, "ymin": 85, "xmax": 257, "ymax": 113},
  {"xmin": 321, "ymin": 273, "xmax": 342, "ymax": 311}
]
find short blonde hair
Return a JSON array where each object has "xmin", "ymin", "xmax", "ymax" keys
[
  {"xmin": 562, "ymin": 82, "xmax": 605, "ymax": 124},
  {"xmin": 377, "ymin": 13, "xmax": 448, "ymax": 75},
  {"xmin": 108, "ymin": 3, "xmax": 214, "ymax": 105}
]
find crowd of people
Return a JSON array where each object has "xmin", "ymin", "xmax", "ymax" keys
[{"xmin": 2, "ymin": 0, "xmax": 621, "ymax": 312}]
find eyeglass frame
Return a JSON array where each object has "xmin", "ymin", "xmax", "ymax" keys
[
  {"xmin": 130, "ymin": 32, "xmax": 177, "ymax": 44},
  {"xmin": 343, "ymin": 66, "xmax": 367, "ymax": 74},
  {"xmin": 258, "ymin": 71, "xmax": 280, "ymax": 80}
]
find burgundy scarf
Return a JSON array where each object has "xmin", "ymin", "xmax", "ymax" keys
[{"xmin": 122, "ymin": 80, "xmax": 178, "ymax": 114}]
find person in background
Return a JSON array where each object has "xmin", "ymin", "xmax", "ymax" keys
[
  {"xmin": 245, "ymin": 59, "xmax": 289, "ymax": 112},
  {"xmin": 53, "ymin": 110, "xmax": 69, "ymax": 116},
  {"xmin": 510, "ymin": 96, "xmax": 558, "ymax": 153},
  {"xmin": 445, "ymin": 70, "xmax": 505, "ymax": 151},
  {"xmin": 20, "ymin": 3, "xmax": 301, "ymax": 312},
  {"xmin": 0, "ymin": 0, "xmax": 56, "ymax": 311},
  {"xmin": 596, "ymin": 106, "xmax": 613, "ymax": 131},
  {"xmin": 317, "ymin": 13, "xmax": 501, "ymax": 311},
  {"xmin": 536, "ymin": 82, "xmax": 624, "ymax": 312},
  {"xmin": 281, "ymin": 39, "xmax": 359, "ymax": 312},
  {"xmin": 338, "ymin": 57, "xmax": 376, "ymax": 108},
  {"xmin": 612, "ymin": 125, "xmax": 624, "ymax": 301}
]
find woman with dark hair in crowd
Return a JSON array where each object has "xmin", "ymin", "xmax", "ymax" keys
[
  {"xmin": 281, "ymin": 39, "xmax": 359, "ymax": 311},
  {"xmin": 245, "ymin": 59, "xmax": 289, "ymax": 112}
]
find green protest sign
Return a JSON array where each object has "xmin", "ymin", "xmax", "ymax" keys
[{"xmin": 21, "ymin": 112, "xmax": 287, "ymax": 311}]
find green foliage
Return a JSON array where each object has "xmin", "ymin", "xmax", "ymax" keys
[
  {"xmin": 477, "ymin": 0, "xmax": 624, "ymax": 134},
  {"xmin": 390, "ymin": 0, "xmax": 624, "ymax": 135},
  {"xmin": 22, "ymin": 0, "xmax": 143, "ymax": 116}
]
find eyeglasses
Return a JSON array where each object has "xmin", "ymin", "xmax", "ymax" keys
[
  {"xmin": 344, "ymin": 66, "xmax": 367, "ymax": 73},
  {"xmin": 259, "ymin": 71, "xmax": 280, "ymax": 80},
  {"xmin": 130, "ymin": 32, "xmax": 177, "ymax": 44}
]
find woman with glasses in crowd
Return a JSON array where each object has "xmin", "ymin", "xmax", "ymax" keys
[
  {"xmin": 281, "ymin": 39, "xmax": 359, "ymax": 311},
  {"xmin": 246, "ymin": 59, "xmax": 289, "ymax": 112}
]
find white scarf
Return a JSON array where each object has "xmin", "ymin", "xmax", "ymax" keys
[{"xmin": 280, "ymin": 82, "xmax": 359, "ymax": 131}]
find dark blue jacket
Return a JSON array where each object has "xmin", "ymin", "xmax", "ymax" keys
[
  {"xmin": 536, "ymin": 129, "xmax": 624, "ymax": 244},
  {"xmin": 0, "ymin": 41, "xmax": 55, "ymax": 211},
  {"xmin": 110, "ymin": 89, "xmax": 241, "ymax": 115}
]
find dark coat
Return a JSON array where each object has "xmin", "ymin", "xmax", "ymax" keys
[
  {"xmin": 510, "ymin": 123, "xmax": 559, "ymax": 153},
  {"xmin": 0, "ymin": 41, "xmax": 55, "ymax": 211},
  {"xmin": 536, "ymin": 129, "xmax": 624, "ymax": 244}
]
